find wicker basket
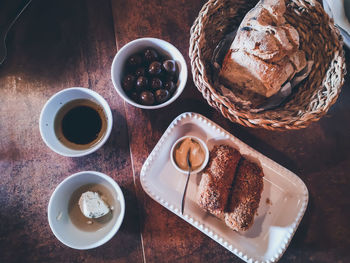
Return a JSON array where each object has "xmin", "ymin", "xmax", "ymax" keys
[{"xmin": 189, "ymin": 0, "xmax": 346, "ymax": 130}]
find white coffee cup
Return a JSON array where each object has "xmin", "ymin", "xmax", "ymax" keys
[{"xmin": 39, "ymin": 87, "xmax": 113, "ymax": 157}]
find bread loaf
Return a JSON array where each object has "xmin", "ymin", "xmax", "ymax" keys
[
  {"xmin": 197, "ymin": 145, "xmax": 241, "ymax": 219},
  {"xmin": 224, "ymin": 158, "xmax": 264, "ymax": 231},
  {"xmin": 219, "ymin": 0, "xmax": 306, "ymax": 98}
]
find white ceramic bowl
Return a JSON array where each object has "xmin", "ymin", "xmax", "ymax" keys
[
  {"xmin": 111, "ymin": 38, "xmax": 188, "ymax": 109},
  {"xmin": 170, "ymin": 135, "xmax": 209, "ymax": 174},
  {"xmin": 39, "ymin": 87, "xmax": 113, "ymax": 157},
  {"xmin": 48, "ymin": 171, "xmax": 125, "ymax": 250}
]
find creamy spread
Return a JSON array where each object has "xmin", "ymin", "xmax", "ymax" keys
[
  {"xmin": 174, "ymin": 138, "xmax": 205, "ymax": 170},
  {"xmin": 78, "ymin": 191, "xmax": 110, "ymax": 218}
]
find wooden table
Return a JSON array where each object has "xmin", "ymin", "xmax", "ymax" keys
[{"xmin": 0, "ymin": 0, "xmax": 349, "ymax": 262}]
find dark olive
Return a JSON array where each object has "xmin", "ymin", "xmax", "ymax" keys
[
  {"xmin": 127, "ymin": 54, "xmax": 142, "ymax": 68},
  {"xmin": 150, "ymin": 78, "xmax": 163, "ymax": 90},
  {"xmin": 163, "ymin": 80, "xmax": 177, "ymax": 94},
  {"xmin": 135, "ymin": 67, "xmax": 146, "ymax": 77},
  {"xmin": 149, "ymin": 61, "xmax": 162, "ymax": 75},
  {"xmin": 155, "ymin": 89, "xmax": 170, "ymax": 104},
  {"xmin": 144, "ymin": 49, "xmax": 159, "ymax": 63},
  {"xmin": 164, "ymin": 73, "xmax": 178, "ymax": 83},
  {"xmin": 140, "ymin": 91, "xmax": 155, "ymax": 105},
  {"xmin": 162, "ymin": 60, "xmax": 177, "ymax": 75},
  {"xmin": 122, "ymin": 74, "xmax": 135, "ymax": 92},
  {"xmin": 136, "ymin": 76, "xmax": 148, "ymax": 90},
  {"xmin": 130, "ymin": 91, "xmax": 139, "ymax": 102}
]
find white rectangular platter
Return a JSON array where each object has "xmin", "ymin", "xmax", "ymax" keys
[{"xmin": 140, "ymin": 112, "xmax": 308, "ymax": 263}]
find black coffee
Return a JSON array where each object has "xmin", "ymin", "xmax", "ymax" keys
[{"xmin": 54, "ymin": 99, "xmax": 107, "ymax": 150}]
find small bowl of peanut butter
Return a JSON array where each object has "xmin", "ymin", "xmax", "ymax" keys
[{"xmin": 170, "ymin": 136, "xmax": 209, "ymax": 174}]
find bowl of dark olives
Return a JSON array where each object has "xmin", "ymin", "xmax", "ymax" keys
[{"xmin": 111, "ymin": 38, "xmax": 188, "ymax": 109}]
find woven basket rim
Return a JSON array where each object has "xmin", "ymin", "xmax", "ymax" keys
[{"xmin": 189, "ymin": 0, "xmax": 346, "ymax": 130}]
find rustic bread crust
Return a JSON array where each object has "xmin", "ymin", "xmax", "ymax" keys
[
  {"xmin": 224, "ymin": 158, "xmax": 264, "ymax": 231},
  {"xmin": 219, "ymin": 0, "xmax": 307, "ymax": 98},
  {"xmin": 197, "ymin": 145, "xmax": 241, "ymax": 219}
]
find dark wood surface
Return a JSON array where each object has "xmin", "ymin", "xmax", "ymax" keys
[{"xmin": 0, "ymin": 0, "xmax": 349, "ymax": 262}]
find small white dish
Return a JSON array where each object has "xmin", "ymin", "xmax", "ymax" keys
[
  {"xmin": 140, "ymin": 112, "xmax": 309, "ymax": 263},
  {"xmin": 111, "ymin": 37, "xmax": 188, "ymax": 109},
  {"xmin": 48, "ymin": 171, "xmax": 125, "ymax": 250},
  {"xmin": 170, "ymin": 135, "xmax": 209, "ymax": 174},
  {"xmin": 39, "ymin": 87, "xmax": 113, "ymax": 157}
]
